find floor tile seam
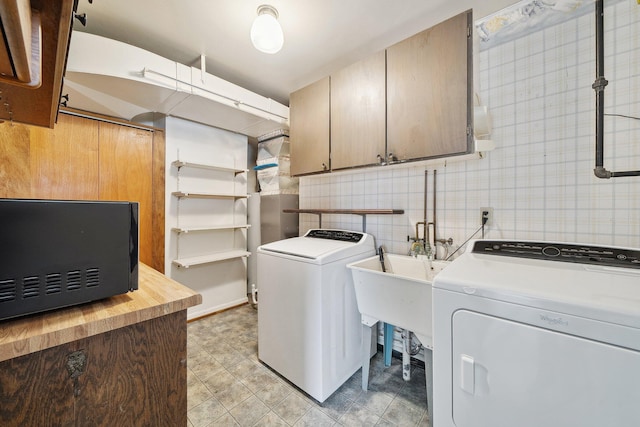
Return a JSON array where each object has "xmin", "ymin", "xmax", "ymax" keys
[
  {"xmin": 389, "ymin": 392, "xmax": 429, "ymax": 415},
  {"xmin": 228, "ymin": 396, "xmax": 273, "ymax": 427},
  {"xmin": 284, "ymin": 401, "xmax": 316, "ymax": 426},
  {"xmin": 201, "ymin": 368, "xmax": 248, "ymax": 402},
  {"xmin": 331, "ymin": 400, "xmax": 368, "ymax": 425},
  {"xmin": 316, "ymin": 395, "xmax": 358, "ymax": 421},
  {"xmin": 251, "ymin": 410, "xmax": 290, "ymax": 427},
  {"xmin": 253, "ymin": 384, "xmax": 294, "ymax": 409},
  {"xmin": 419, "ymin": 410, "xmax": 431, "ymax": 426},
  {"xmin": 239, "ymin": 376, "xmax": 271, "ymax": 395},
  {"xmin": 217, "ymin": 385, "xmax": 258, "ymax": 413},
  {"xmin": 380, "ymin": 395, "xmax": 428, "ymax": 426},
  {"xmin": 194, "ymin": 362, "xmax": 234, "ymax": 385},
  {"xmin": 187, "ymin": 395, "xmax": 229, "ymax": 425}
]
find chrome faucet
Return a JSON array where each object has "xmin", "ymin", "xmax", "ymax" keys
[
  {"xmin": 409, "ymin": 221, "xmax": 433, "ymax": 258},
  {"xmin": 409, "ymin": 240, "xmax": 427, "ymax": 257}
]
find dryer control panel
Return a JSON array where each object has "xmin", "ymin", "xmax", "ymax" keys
[{"xmin": 472, "ymin": 240, "xmax": 640, "ymax": 269}]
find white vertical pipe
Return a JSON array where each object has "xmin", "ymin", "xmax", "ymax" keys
[{"xmin": 402, "ymin": 330, "xmax": 411, "ymax": 381}]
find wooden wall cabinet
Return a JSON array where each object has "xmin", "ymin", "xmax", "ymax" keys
[
  {"xmin": 0, "ymin": 0, "xmax": 75, "ymax": 128},
  {"xmin": 330, "ymin": 50, "xmax": 386, "ymax": 170},
  {"xmin": 289, "ymin": 10, "xmax": 473, "ymax": 174},
  {"xmin": 290, "ymin": 76, "xmax": 330, "ymax": 176},
  {"xmin": 387, "ymin": 10, "xmax": 473, "ymax": 161}
]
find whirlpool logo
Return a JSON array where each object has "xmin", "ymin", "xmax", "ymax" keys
[{"xmin": 539, "ymin": 314, "xmax": 569, "ymax": 327}]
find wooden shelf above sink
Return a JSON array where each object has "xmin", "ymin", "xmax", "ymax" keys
[{"xmin": 283, "ymin": 208, "xmax": 404, "ymax": 232}]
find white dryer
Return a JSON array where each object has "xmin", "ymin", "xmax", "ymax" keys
[
  {"xmin": 432, "ymin": 240, "xmax": 640, "ymax": 427},
  {"xmin": 257, "ymin": 229, "xmax": 376, "ymax": 402}
]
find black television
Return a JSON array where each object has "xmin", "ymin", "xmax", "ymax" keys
[{"xmin": 0, "ymin": 198, "xmax": 139, "ymax": 321}]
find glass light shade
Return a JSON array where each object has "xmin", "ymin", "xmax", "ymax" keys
[{"xmin": 250, "ymin": 7, "xmax": 284, "ymax": 54}]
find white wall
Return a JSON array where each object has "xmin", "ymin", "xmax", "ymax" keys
[
  {"xmin": 163, "ymin": 116, "xmax": 249, "ymax": 319},
  {"xmin": 299, "ymin": 1, "xmax": 640, "ymax": 258}
]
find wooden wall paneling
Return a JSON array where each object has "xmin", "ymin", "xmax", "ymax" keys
[
  {"xmin": 98, "ymin": 122, "xmax": 154, "ymax": 266},
  {"xmin": 0, "ymin": 122, "xmax": 31, "ymax": 197},
  {"xmin": 29, "ymin": 113, "xmax": 100, "ymax": 199},
  {"xmin": 151, "ymin": 130, "xmax": 165, "ymax": 273}
]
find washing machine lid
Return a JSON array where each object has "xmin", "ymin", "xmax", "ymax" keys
[
  {"xmin": 433, "ymin": 240, "xmax": 640, "ymax": 329},
  {"xmin": 258, "ymin": 229, "xmax": 375, "ymax": 264}
]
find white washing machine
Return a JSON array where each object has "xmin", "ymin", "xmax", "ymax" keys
[
  {"xmin": 257, "ymin": 229, "xmax": 376, "ymax": 402},
  {"xmin": 432, "ymin": 240, "xmax": 640, "ymax": 427}
]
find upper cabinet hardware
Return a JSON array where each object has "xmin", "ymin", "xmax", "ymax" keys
[{"xmin": 74, "ymin": 12, "xmax": 87, "ymax": 26}]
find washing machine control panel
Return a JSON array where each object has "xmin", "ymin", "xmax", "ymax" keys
[
  {"xmin": 305, "ymin": 229, "xmax": 364, "ymax": 243},
  {"xmin": 472, "ymin": 240, "xmax": 640, "ymax": 269}
]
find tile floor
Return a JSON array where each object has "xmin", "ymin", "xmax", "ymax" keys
[{"xmin": 186, "ymin": 304, "xmax": 430, "ymax": 426}]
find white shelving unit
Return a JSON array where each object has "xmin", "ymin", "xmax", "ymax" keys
[
  {"xmin": 171, "ymin": 224, "xmax": 251, "ymax": 233},
  {"xmin": 164, "ymin": 117, "xmax": 250, "ymax": 320},
  {"xmin": 171, "ymin": 160, "xmax": 247, "ymax": 175},
  {"xmin": 172, "ymin": 250, "xmax": 252, "ymax": 269},
  {"xmin": 171, "ymin": 159, "xmax": 250, "ymax": 269},
  {"xmin": 171, "ymin": 191, "xmax": 247, "ymax": 200}
]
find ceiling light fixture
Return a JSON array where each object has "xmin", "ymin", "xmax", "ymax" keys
[{"xmin": 250, "ymin": 4, "xmax": 284, "ymax": 54}]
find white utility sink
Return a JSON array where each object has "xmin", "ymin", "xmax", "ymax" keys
[
  {"xmin": 347, "ymin": 252, "xmax": 450, "ymax": 415},
  {"xmin": 347, "ymin": 253, "xmax": 449, "ymax": 349}
]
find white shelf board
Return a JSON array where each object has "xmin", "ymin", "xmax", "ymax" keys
[
  {"xmin": 172, "ymin": 250, "xmax": 251, "ymax": 268},
  {"xmin": 172, "ymin": 191, "xmax": 248, "ymax": 199},
  {"xmin": 172, "ymin": 160, "xmax": 247, "ymax": 175},
  {"xmin": 172, "ymin": 224, "xmax": 251, "ymax": 233}
]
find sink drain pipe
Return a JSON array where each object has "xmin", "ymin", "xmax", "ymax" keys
[
  {"xmin": 401, "ymin": 329, "xmax": 423, "ymax": 381},
  {"xmin": 250, "ymin": 283, "xmax": 258, "ymax": 307},
  {"xmin": 593, "ymin": 0, "xmax": 640, "ymax": 178}
]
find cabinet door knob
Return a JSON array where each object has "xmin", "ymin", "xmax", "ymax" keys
[{"xmin": 322, "ymin": 163, "xmax": 328, "ymax": 171}]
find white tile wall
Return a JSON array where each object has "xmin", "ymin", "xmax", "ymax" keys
[{"xmin": 299, "ymin": 1, "xmax": 640, "ymax": 257}]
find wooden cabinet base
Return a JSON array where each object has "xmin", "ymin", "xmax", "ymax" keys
[{"xmin": 0, "ymin": 310, "xmax": 187, "ymax": 426}]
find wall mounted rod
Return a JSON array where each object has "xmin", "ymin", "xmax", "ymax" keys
[{"xmin": 142, "ymin": 68, "xmax": 289, "ymax": 121}]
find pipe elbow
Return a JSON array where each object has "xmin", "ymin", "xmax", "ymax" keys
[{"xmin": 594, "ymin": 166, "xmax": 612, "ymax": 179}]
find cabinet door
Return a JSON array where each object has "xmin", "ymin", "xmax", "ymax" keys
[
  {"xmin": 387, "ymin": 10, "xmax": 472, "ymax": 161},
  {"xmin": 331, "ymin": 50, "xmax": 386, "ymax": 170},
  {"xmin": 0, "ymin": 311, "xmax": 187, "ymax": 426},
  {"xmin": 290, "ymin": 76, "xmax": 330, "ymax": 176},
  {"xmin": 0, "ymin": 0, "xmax": 75, "ymax": 128}
]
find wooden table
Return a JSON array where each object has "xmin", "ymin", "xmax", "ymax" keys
[{"xmin": 0, "ymin": 263, "xmax": 201, "ymax": 426}]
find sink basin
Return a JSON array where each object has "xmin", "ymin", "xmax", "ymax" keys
[{"xmin": 347, "ymin": 254, "xmax": 450, "ymax": 349}]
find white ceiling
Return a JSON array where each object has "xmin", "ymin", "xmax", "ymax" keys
[{"xmin": 73, "ymin": 0, "xmax": 517, "ymax": 107}]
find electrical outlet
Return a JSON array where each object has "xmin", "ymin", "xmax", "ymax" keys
[{"xmin": 480, "ymin": 207, "xmax": 494, "ymax": 226}]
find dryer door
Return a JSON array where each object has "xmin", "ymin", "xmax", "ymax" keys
[{"xmin": 451, "ymin": 310, "xmax": 640, "ymax": 427}]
